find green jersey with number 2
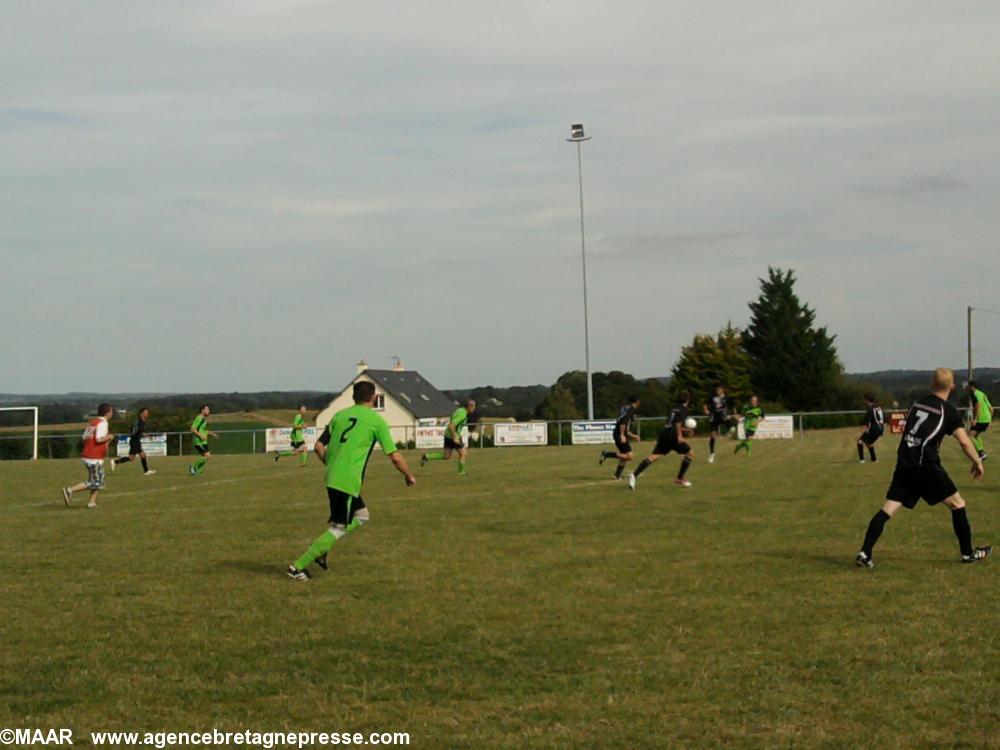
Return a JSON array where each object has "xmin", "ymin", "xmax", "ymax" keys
[{"xmin": 323, "ymin": 405, "xmax": 397, "ymax": 496}]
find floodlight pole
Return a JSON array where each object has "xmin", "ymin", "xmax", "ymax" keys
[
  {"xmin": 567, "ymin": 125, "xmax": 595, "ymax": 421},
  {"xmin": 967, "ymin": 305, "xmax": 973, "ymax": 382}
]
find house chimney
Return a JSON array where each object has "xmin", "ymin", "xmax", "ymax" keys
[
  {"xmin": 356, "ymin": 360, "xmax": 368, "ymax": 375},
  {"xmin": 391, "ymin": 356, "xmax": 404, "ymax": 371}
]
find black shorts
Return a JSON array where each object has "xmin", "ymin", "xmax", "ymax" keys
[
  {"xmin": 327, "ymin": 488, "xmax": 366, "ymax": 526},
  {"xmin": 129, "ymin": 439, "xmax": 143, "ymax": 456},
  {"xmin": 709, "ymin": 415, "xmax": 729, "ymax": 432},
  {"xmin": 290, "ymin": 440, "xmax": 305, "ymax": 449},
  {"xmin": 652, "ymin": 429, "xmax": 691, "ymax": 456},
  {"xmin": 860, "ymin": 427, "xmax": 883, "ymax": 446},
  {"xmin": 613, "ymin": 434, "xmax": 632, "ymax": 454},
  {"xmin": 886, "ymin": 465, "xmax": 958, "ymax": 508},
  {"xmin": 970, "ymin": 422, "xmax": 990, "ymax": 434},
  {"xmin": 444, "ymin": 436, "xmax": 464, "ymax": 451},
  {"xmin": 195, "ymin": 444, "xmax": 210, "ymax": 456}
]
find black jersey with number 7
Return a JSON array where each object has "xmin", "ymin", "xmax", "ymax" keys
[{"xmin": 897, "ymin": 395, "xmax": 963, "ymax": 469}]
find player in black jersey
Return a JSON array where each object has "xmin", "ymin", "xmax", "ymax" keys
[
  {"xmin": 110, "ymin": 407, "xmax": 155, "ymax": 476},
  {"xmin": 628, "ymin": 392, "xmax": 695, "ymax": 489},
  {"xmin": 703, "ymin": 385, "xmax": 732, "ymax": 464},
  {"xmin": 856, "ymin": 394, "xmax": 885, "ymax": 463},
  {"xmin": 599, "ymin": 396, "xmax": 640, "ymax": 480},
  {"xmin": 856, "ymin": 369, "xmax": 991, "ymax": 568}
]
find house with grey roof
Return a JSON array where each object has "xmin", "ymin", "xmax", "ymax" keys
[{"xmin": 315, "ymin": 360, "xmax": 457, "ymax": 444}]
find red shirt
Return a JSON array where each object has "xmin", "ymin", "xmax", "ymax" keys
[{"xmin": 81, "ymin": 417, "xmax": 110, "ymax": 460}]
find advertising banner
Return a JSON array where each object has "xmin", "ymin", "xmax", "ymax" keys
[
  {"xmin": 744, "ymin": 415, "xmax": 794, "ymax": 440},
  {"xmin": 571, "ymin": 421, "xmax": 617, "ymax": 445},
  {"xmin": 265, "ymin": 427, "xmax": 321, "ymax": 453},
  {"xmin": 415, "ymin": 425, "xmax": 469, "ymax": 450},
  {"xmin": 115, "ymin": 434, "xmax": 168, "ymax": 457},
  {"xmin": 494, "ymin": 422, "xmax": 548, "ymax": 446}
]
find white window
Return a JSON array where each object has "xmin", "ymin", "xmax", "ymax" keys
[{"xmin": 373, "ymin": 394, "xmax": 386, "ymax": 411}]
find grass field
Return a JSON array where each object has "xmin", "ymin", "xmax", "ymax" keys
[{"xmin": 1, "ymin": 431, "xmax": 997, "ymax": 748}]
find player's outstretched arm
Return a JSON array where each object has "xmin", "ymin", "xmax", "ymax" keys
[
  {"xmin": 388, "ymin": 451, "xmax": 416, "ymax": 486},
  {"xmin": 953, "ymin": 428, "xmax": 985, "ymax": 478}
]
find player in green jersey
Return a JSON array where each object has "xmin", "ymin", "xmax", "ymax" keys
[
  {"xmin": 734, "ymin": 396, "xmax": 765, "ymax": 456},
  {"xmin": 287, "ymin": 381, "xmax": 415, "ymax": 581},
  {"xmin": 420, "ymin": 399, "xmax": 476, "ymax": 476},
  {"xmin": 188, "ymin": 405, "xmax": 219, "ymax": 476},
  {"xmin": 274, "ymin": 405, "xmax": 310, "ymax": 467},
  {"xmin": 965, "ymin": 381, "xmax": 993, "ymax": 460}
]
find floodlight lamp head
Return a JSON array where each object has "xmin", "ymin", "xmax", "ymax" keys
[{"xmin": 570, "ymin": 123, "xmax": 586, "ymax": 139}]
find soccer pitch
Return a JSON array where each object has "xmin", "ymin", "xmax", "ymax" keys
[{"xmin": 2, "ymin": 432, "xmax": 997, "ymax": 748}]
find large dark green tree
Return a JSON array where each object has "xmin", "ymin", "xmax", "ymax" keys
[
  {"xmin": 743, "ymin": 267, "xmax": 843, "ymax": 410},
  {"xmin": 668, "ymin": 324, "xmax": 753, "ymax": 407}
]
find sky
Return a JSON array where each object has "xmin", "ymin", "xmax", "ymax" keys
[{"xmin": 2, "ymin": 1, "xmax": 999, "ymax": 394}]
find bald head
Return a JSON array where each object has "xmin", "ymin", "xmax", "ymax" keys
[{"xmin": 930, "ymin": 367, "xmax": 955, "ymax": 394}]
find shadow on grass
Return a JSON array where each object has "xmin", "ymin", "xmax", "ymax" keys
[{"xmin": 220, "ymin": 559, "xmax": 285, "ymax": 575}]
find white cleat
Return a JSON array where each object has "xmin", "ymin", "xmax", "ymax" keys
[
  {"xmin": 674, "ymin": 478, "xmax": 693, "ymax": 488},
  {"xmin": 858, "ymin": 459, "xmax": 866, "ymax": 464},
  {"xmin": 144, "ymin": 470, "xmax": 157, "ymax": 476},
  {"xmin": 627, "ymin": 473, "xmax": 636, "ymax": 491},
  {"xmin": 708, "ymin": 454, "xmax": 715, "ymax": 464}
]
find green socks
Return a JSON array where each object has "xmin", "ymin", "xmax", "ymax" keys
[
  {"xmin": 299, "ymin": 451, "xmax": 308, "ymax": 466},
  {"xmin": 972, "ymin": 434, "xmax": 984, "ymax": 453},
  {"xmin": 192, "ymin": 458, "xmax": 208, "ymax": 474},
  {"xmin": 424, "ymin": 452, "xmax": 445, "ymax": 461},
  {"xmin": 294, "ymin": 529, "xmax": 336, "ymax": 571},
  {"xmin": 458, "ymin": 461, "xmax": 467, "ymax": 476}
]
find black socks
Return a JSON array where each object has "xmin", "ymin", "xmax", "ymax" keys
[
  {"xmin": 951, "ymin": 507, "xmax": 973, "ymax": 557},
  {"xmin": 141, "ymin": 457, "xmax": 149, "ymax": 472},
  {"xmin": 634, "ymin": 458, "xmax": 652, "ymax": 478},
  {"xmin": 862, "ymin": 509, "xmax": 891, "ymax": 556},
  {"xmin": 709, "ymin": 437, "xmax": 716, "ymax": 454},
  {"xmin": 677, "ymin": 457, "xmax": 692, "ymax": 480}
]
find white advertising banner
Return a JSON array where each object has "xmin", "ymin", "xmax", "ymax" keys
[
  {"xmin": 741, "ymin": 415, "xmax": 794, "ymax": 440},
  {"xmin": 115, "ymin": 434, "xmax": 168, "ymax": 457},
  {"xmin": 265, "ymin": 427, "xmax": 321, "ymax": 453},
  {"xmin": 415, "ymin": 425, "xmax": 470, "ymax": 450},
  {"xmin": 494, "ymin": 422, "xmax": 548, "ymax": 446},
  {"xmin": 571, "ymin": 421, "xmax": 617, "ymax": 445}
]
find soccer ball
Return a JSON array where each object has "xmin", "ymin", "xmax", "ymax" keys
[{"xmin": 684, "ymin": 418, "xmax": 697, "ymax": 430}]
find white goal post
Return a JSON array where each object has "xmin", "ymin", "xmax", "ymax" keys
[{"xmin": 0, "ymin": 406, "xmax": 40, "ymax": 460}]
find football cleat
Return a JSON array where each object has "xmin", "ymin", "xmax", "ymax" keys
[
  {"xmin": 274, "ymin": 451, "xmax": 280, "ymax": 462},
  {"xmin": 286, "ymin": 565, "xmax": 312, "ymax": 581},
  {"xmin": 144, "ymin": 470, "xmax": 157, "ymax": 476},
  {"xmin": 858, "ymin": 459, "xmax": 866, "ymax": 464},
  {"xmin": 315, "ymin": 553, "xmax": 328, "ymax": 571},
  {"xmin": 674, "ymin": 478, "xmax": 692, "ymax": 487},
  {"xmin": 855, "ymin": 551, "xmax": 874, "ymax": 569},
  {"xmin": 188, "ymin": 465, "xmax": 196, "ymax": 476},
  {"xmin": 627, "ymin": 473, "xmax": 636, "ymax": 491},
  {"xmin": 708, "ymin": 454, "xmax": 715, "ymax": 464},
  {"xmin": 961, "ymin": 546, "xmax": 992, "ymax": 563},
  {"xmin": 419, "ymin": 454, "xmax": 428, "ymax": 467},
  {"xmin": 61, "ymin": 487, "xmax": 72, "ymax": 506}
]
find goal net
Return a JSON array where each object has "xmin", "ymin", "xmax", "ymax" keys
[{"xmin": 0, "ymin": 407, "xmax": 40, "ymax": 460}]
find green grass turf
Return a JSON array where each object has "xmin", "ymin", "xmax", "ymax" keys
[{"xmin": 1, "ymin": 431, "xmax": 997, "ymax": 748}]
